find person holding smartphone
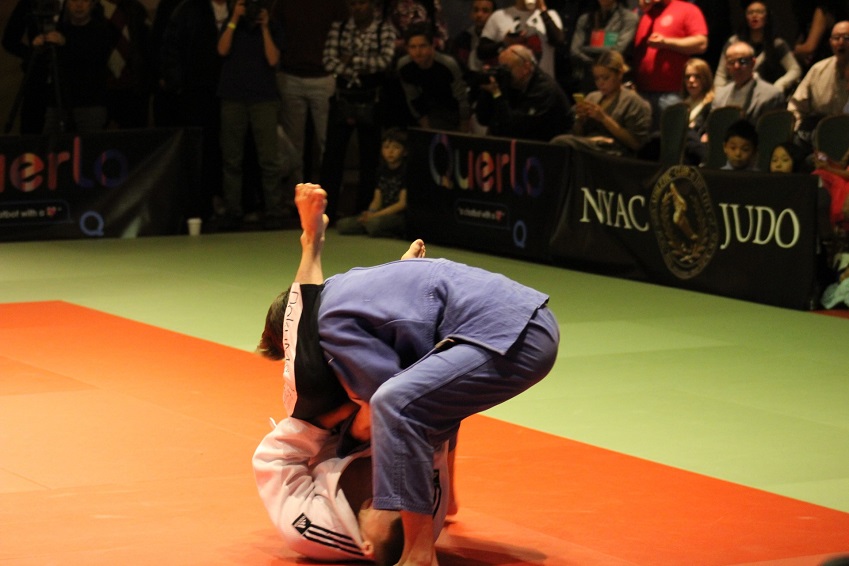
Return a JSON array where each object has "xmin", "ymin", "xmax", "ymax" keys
[{"xmin": 552, "ymin": 49, "xmax": 651, "ymax": 156}]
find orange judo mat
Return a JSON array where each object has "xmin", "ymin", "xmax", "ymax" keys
[{"xmin": 1, "ymin": 301, "xmax": 848, "ymax": 565}]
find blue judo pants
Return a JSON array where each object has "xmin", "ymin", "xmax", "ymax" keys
[{"xmin": 370, "ymin": 305, "xmax": 560, "ymax": 514}]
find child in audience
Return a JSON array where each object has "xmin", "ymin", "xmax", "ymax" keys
[
  {"xmin": 769, "ymin": 142, "xmax": 808, "ymax": 173},
  {"xmin": 721, "ymin": 119, "xmax": 758, "ymax": 171},
  {"xmin": 337, "ymin": 128, "xmax": 409, "ymax": 238}
]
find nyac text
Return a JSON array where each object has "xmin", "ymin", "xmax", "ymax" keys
[{"xmin": 580, "ymin": 187, "xmax": 802, "ymax": 250}]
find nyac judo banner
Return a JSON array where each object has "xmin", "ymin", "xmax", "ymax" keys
[
  {"xmin": 406, "ymin": 129, "xmax": 568, "ymax": 262},
  {"xmin": 0, "ymin": 128, "xmax": 201, "ymax": 241},
  {"xmin": 550, "ymin": 147, "xmax": 820, "ymax": 310}
]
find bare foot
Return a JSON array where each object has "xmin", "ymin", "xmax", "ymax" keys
[
  {"xmin": 295, "ymin": 183, "xmax": 329, "ymax": 240},
  {"xmin": 401, "ymin": 239, "xmax": 426, "ymax": 260}
]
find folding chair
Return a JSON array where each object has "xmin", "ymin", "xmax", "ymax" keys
[{"xmin": 813, "ymin": 113, "xmax": 849, "ymax": 163}]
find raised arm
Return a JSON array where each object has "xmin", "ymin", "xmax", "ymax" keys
[{"xmin": 217, "ymin": 0, "xmax": 244, "ymax": 56}]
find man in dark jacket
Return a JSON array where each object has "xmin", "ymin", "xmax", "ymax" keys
[{"xmin": 476, "ymin": 43, "xmax": 572, "ymax": 142}]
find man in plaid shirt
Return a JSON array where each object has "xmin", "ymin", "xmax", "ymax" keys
[{"xmin": 319, "ymin": 0, "xmax": 395, "ymax": 223}]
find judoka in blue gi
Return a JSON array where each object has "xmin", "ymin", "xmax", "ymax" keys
[{"xmin": 257, "ymin": 184, "xmax": 560, "ymax": 566}]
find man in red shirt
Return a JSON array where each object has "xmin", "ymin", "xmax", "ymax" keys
[{"xmin": 633, "ymin": 0, "xmax": 708, "ymax": 129}]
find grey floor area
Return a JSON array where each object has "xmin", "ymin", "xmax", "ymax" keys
[{"xmin": 2, "ymin": 230, "xmax": 847, "ymax": 514}]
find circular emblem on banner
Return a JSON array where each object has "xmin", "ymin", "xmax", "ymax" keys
[{"xmin": 649, "ymin": 166, "xmax": 719, "ymax": 280}]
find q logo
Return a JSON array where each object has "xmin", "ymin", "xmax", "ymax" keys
[
  {"xmin": 513, "ymin": 220, "xmax": 527, "ymax": 249},
  {"xmin": 80, "ymin": 211, "xmax": 105, "ymax": 237}
]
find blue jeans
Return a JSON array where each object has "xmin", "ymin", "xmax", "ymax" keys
[{"xmin": 220, "ymin": 98, "xmax": 284, "ymax": 218}]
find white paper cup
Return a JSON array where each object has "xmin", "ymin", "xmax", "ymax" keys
[{"xmin": 187, "ymin": 217, "xmax": 202, "ymax": 236}]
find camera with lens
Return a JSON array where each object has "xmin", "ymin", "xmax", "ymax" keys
[
  {"xmin": 243, "ymin": 0, "xmax": 269, "ymax": 24},
  {"xmin": 475, "ymin": 66, "xmax": 511, "ymax": 87}
]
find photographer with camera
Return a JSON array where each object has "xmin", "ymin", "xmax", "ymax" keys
[
  {"xmin": 215, "ymin": 0, "xmax": 287, "ymax": 231},
  {"xmin": 34, "ymin": 0, "xmax": 116, "ymax": 134},
  {"xmin": 475, "ymin": 43, "xmax": 571, "ymax": 142}
]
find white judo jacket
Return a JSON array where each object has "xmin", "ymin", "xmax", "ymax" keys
[{"xmin": 252, "ymin": 417, "xmax": 449, "ymax": 561}]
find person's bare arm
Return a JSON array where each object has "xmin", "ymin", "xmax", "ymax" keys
[
  {"xmin": 362, "ymin": 189, "xmax": 408, "ymax": 221},
  {"xmin": 795, "ymin": 7, "xmax": 829, "ymax": 59},
  {"xmin": 258, "ymin": 9, "xmax": 280, "ymax": 67},
  {"xmin": 218, "ymin": 0, "xmax": 244, "ymax": 56},
  {"xmin": 648, "ymin": 33, "xmax": 707, "ymax": 55}
]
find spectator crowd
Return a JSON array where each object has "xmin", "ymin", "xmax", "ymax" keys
[{"xmin": 4, "ymin": 0, "xmax": 849, "ymax": 298}]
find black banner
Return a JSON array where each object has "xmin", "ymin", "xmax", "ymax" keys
[
  {"xmin": 407, "ymin": 129, "xmax": 568, "ymax": 262},
  {"xmin": 550, "ymin": 147, "xmax": 820, "ymax": 310},
  {"xmin": 407, "ymin": 131, "xmax": 821, "ymax": 310},
  {"xmin": 0, "ymin": 128, "xmax": 201, "ymax": 241}
]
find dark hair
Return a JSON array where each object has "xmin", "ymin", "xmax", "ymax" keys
[
  {"xmin": 724, "ymin": 118, "xmax": 758, "ymax": 147},
  {"xmin": 473, "ymin": 0, "xmax": 496, "ymax": 9},
  {"xmin": 382, "ymin": 127, "xmax": 408, "ymax": 146},
  {"xmin": 738, "ymin": 1, "xmax": 777, "ymax": 63},
  {"xmin": 771, "ymin": 141, "xmax": 809, "ymax": 173},
  {"xmin": 257, "ymin": 288, "xmax": 289, "ymax": 360},
  {"xmin": 404, "ymin": 21, "xmax": 434, "ymax": 44}
]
